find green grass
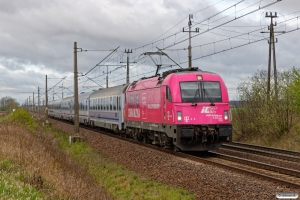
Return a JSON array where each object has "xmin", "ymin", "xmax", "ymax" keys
[
  {"xmin": 55, "ymin": 131, "xmax": 195, "ymax": 200},
  {"xmin": 0, "ymin": 158, "xmax": 46, "ymax": 200}
]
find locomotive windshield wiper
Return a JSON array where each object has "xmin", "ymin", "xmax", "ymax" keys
[
  {"xmin": 191, "ymin": 89, "xmax": 200, "ymax": 106},
  {"xmin": 203, "ymin": 89, "xmax": 215, "ymax": 106}
]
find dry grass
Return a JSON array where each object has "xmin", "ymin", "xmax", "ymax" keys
[
  {"xmin": 233, "ymin": 116, "xmax": 300, "ymax": 152},
  {"xmin": 0, "ymin": 121, "xmax": 111, "ymax": 199}
]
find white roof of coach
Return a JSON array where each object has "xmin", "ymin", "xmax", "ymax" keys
[{"xmin": 90, "ymin": 84, "xmax": 128, "ymax": 99}]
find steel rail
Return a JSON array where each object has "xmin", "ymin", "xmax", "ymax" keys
[
  {"xmin": 221, "ymin": 143, "xmax": 300, "ymax": 163},
  {"xmin": 225, "ymin": 142, "xmax": 300, "ymax": 157}
]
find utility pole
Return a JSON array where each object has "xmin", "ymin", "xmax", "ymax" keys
[
  {"xmin": 74, "ymin": 42, "xmax": 80, "ymax": 137},
  {"xmin": 45, "ymin": 75, "xmax": 49, "ymax": 123},
  {"xmin": 261, "ymin": 12, "xmax": 285, "ymax": 99},
  {"xmin": 38, "ymin": 87, "xmax": 40, "ymax": 117},
  {"xmin": 182, "ymin": 14, "xmax": 199, "ymax": 68},
  {"xmin": 29, "ymin": 96, "xmax": 31, "ymax": 112}
]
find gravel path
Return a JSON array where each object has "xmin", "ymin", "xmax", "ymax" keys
[{"xmin": 48, "ymin": 118, "xmax": 300, "ymax": 200}]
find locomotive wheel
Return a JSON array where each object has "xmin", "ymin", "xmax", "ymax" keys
[
  {"xmin": 143, "ymin": 136, "xmax": 147, "ymax": 143},
  {"xmin": 173, "ymin": 146, "xmax": 181, "ymax": 152}
]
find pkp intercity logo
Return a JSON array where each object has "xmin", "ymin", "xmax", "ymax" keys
[{"xmin": 201, "ymin": 106, "xmax": 217, "ymax": 114}]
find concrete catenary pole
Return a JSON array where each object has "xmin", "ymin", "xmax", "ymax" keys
[
  {"xmin": 74, "ymin": 42, "xmax": 79, "ymax": 136},
  {"xmin": 33, "ymin": 92, "xmax": 35, "ymax": 112},
  {"xmin": 38, "ymin": 87, "xmax": 40, "ymax": 117},
  {"xmin": 261, "ymin": 12, "xmax": 285, "ymax": 99},
  {"xmin": 182, "ymin": 14, "xmax": 199, "ymax": 68},
  {"xmin": 125, "ymin": 49, "xmax": 132, "ymax": 84},
  {"xmin": 45, "ymin": 75, "xmax": 49, "ymax": 123}
]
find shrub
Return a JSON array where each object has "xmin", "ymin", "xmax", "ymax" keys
[{"xmin": 9, "ymin": 109, "xmax": 36, "ymax": 131}]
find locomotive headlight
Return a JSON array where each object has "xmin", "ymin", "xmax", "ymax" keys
[
  {"xmin": 224, "ymin": 110, "xmax": 229, "ymax": 120},
  {"xmin": 177, "ymin": 111, "xmax": 182, "ymax": 121},
  {"xmin": 197, "ymin": 75, "xmax": 203, "ymax": 80}
]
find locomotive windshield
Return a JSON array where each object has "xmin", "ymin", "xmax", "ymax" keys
[{"xmin": 180, "ymin": 81, "xmax": 222, "ymax": 103}]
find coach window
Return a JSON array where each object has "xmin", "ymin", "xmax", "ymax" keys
[
  {"xmin": 166, "ymin": 86, "xmax": 172, "ymax": 102},
  {"xmin": 118, "ymin": 96, "xmax": 121, "ymax": 111},
  {"xmin": 106, "ymin": 97, "xmax": 108, "ymax": 110},
  {"xmin": 113, "ymin": 96, "xmax": 116, "ymax": 110},
  {"xmin": 100, "ymin": 98, "xmax": 102, "ymax": 110},
  {"xmin": 109, "ymin": 97, "xmax": 112, "ymax": 110},
  {"xmin": 105, "ymin": 97, "xmax": 107, "ymax": 110},
  {"xmin": 116, "ymin": 97, "xmax": 119, "ymax": 110}
]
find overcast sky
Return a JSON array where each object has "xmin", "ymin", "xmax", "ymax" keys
[{"xmin": 0, "ymin": 0, "xmax": 299, "ymax": 104}]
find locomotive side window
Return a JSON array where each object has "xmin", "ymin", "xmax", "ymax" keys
[
  {"xmin": 180, "ymin": 81, "xmax": 221, "ymax": 103},
  {"xmin": 166, "ymin": 86, "xmax": 172, "ymax": 102}
]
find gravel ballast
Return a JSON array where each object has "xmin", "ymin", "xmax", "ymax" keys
[{"xmin": 49, "ymin": 118, "xmax": 300, "ymax": 199}]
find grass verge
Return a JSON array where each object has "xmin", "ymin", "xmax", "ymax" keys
[
  {"xmin": 51, "ymin": 124, "xmax": 195, "ymax": 200},
  {"xmin": 0, "ymin": 158, "xmax": 46, "ymax": 199}
]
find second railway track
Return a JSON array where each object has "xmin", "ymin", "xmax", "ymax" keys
[{"xmin": 221, "ymin": 142, "xmax": 300, "ymax": 162}]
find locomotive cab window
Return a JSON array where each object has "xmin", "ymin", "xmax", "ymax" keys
[
  {"xmin": 166, "ymin": 86, "xmax": 172, "ymax": 102},
  {"xmin": 180, "ymin": 81, "xmax": 222, "ymax": 103}
]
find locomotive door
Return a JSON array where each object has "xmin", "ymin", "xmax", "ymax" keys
[
  {"xmin": 141, "ymin": 93, "xmax": 147, "ymax": 119},
  {"xmin": 164, "ymin": 85, "xmax": 173, "ymax": 123}
]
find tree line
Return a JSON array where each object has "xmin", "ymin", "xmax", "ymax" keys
[{"xmin": 0, "ymin": 96, "xmax": 19, "ymax": 112}]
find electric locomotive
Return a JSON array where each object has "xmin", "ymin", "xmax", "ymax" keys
[{"xmin": 124, "ymin": 67, "xmax": 232, "ymax": 151}]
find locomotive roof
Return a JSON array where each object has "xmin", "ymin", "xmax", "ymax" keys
[
  {"xmin": 161, "ymin": 67, "xmax": 216, "ymax": 78},
  {"xmin": 90, "ymin": 84, "xmax": 128, "ymax": 98}
]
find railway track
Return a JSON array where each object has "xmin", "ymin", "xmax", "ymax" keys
[
  {"xmin": 221, "ymin": 142, "xmax": 300, "ymax": 162},
  {"xmin": 48, "ymin": 117, "xmax": 300, "ymax": 188}
]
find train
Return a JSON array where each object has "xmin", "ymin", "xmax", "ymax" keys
[{"xmin": 48, "ymin": 67, "xmax": 232, "ymax": 151}]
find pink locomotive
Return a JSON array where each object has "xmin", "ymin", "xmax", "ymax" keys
[{"xmin": 124, "ymin": 67, "xmax": 232, "ymax": 151}]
